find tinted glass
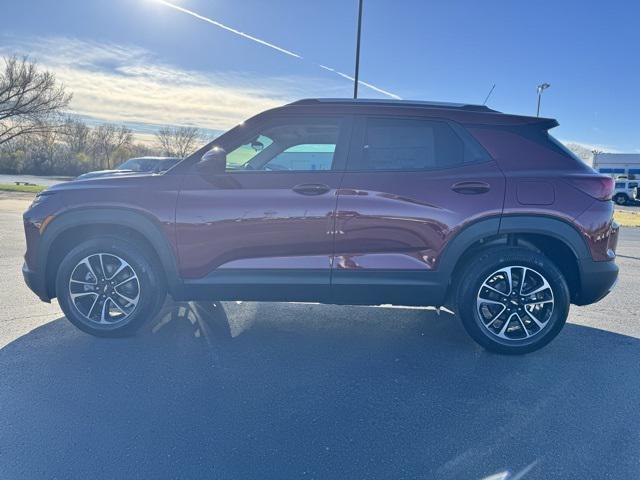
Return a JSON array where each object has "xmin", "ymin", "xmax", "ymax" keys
[
  {"xmin": 225, "ymin": 118, "xmax": 342, "ymax": 172},
  {"xmin": 226, "ymin": 135, "xmax": 274, "ymax": 169},
  {"xmin": 263, "ymin": 144, "xmax": 335, "ymax": 171},
  {"xmin": 117, "ymin": 159, "xmax": 140, "ymax": 171},
  {"xmin": 118, "ymin": 159, "xmax": 161, "ymax": 172},
  {"xmin": 350, "ymin": 118, "xmax": 467, "ymax": 171},
  {"xmin": 160, "ymin": 158, "xmax": 180, "ymax": 170}
]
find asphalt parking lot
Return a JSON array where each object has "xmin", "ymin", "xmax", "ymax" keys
[{"xmin": 1, "ymin": 192, "xmax": 639, "ymax": 479}]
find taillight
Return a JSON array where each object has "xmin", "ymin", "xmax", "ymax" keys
[{"xmin": 564, "ymin": 175, "xmax": 615, "ymax": 201}]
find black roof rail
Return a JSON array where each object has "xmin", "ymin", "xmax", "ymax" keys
[{"xmin": 287, "ymin": 98, "xmax": 499, "ymax": 113}]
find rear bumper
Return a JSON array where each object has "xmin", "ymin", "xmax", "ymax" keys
[
  {"xmin": 22, "ymin": 262, "xmax": 51, "ymax": 303},
  {"xmin": 575, "ymin": 258, "xmax": 618, "ymax": 306}
]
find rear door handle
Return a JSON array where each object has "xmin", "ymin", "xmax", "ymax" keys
[
  {"xmin": 451, "ymin": 181, "xmax": 491, "ymax": 195},
  {"xmin": 292, "ymin": 183, "xmax": 331, "ymax": 195}
]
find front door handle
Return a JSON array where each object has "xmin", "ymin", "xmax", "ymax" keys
[
  {"xmin": 292, "ymin": 183, "xmax": 331, "ymax": 195},
  {"xmin": 451, "ymin": 181, "xmax": 491, "ymax": 195}
]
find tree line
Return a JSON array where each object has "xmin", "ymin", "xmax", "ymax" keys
[{"xmin": 0, "ymin": 55, "xmax": 204, "ymax": 176}]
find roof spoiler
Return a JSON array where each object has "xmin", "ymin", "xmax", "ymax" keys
[{"xmin": 529, "ymin": 118, "xmax": 559, "ymax": 130}]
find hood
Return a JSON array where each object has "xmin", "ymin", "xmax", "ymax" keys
[
  {"xmin": 42, "ymin": 172, "xmax": 166, "ymax": 200},
  {"xmin": 75, "ymin": 169, "xmax": 140, "ymax": 180}
]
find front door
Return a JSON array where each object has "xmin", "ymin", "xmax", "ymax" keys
[
  {"xmin": 331, "ymin": 115, "xmax": 506, "ymax": 306},
  {"xmin": 176, "ymin": 115, "xmax": 352, "ymax": 301}
]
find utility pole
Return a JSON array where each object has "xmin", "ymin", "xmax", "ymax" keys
[
  {"xmin": 353, "ymin": 0, "xmax": 363, "ymax": 99},
  {"xmin": 536, "ymin": 83, "xmax": 550, "ymax": 117}
]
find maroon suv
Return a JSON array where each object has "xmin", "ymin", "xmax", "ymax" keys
[{"xmin": 22, "ymin": 99, "xmax": 619, "ymax": 353}]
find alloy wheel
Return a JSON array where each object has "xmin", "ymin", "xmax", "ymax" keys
[
  {"xmin": 68, "ymin": 253, "xmax": 140, "ymax": 325},
  {"xmin": 476, "ymin": 265, "xmax": 554, "ymax": 341}
]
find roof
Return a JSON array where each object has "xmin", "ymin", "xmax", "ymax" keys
[{"xmin": 288, "ymin": 98, "xmax": 499, "ymax": 113}]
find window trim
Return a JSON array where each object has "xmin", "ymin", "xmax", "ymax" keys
[{"xmin": 345, "ymin": 115, "xmax": 493, "ymax": 173}]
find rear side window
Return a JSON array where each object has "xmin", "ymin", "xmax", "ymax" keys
[{"xmin": 348, "ymin": 117, "xmax": 488, "ymax": 171}]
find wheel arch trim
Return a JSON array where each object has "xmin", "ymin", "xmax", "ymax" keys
[
  {"xmin": 38, "ymin": 207, "xmax": 181, "ymax": 299},
  {"xmin": 438, "ymin": 214, "xmax": 590, "ymax": 278}
]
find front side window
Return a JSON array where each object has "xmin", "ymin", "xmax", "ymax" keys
[
  {"xmin": 224, "ymin": 118, "xmax": 342, "ymax": 172},
  {"xmin": 348, "ymin": 117, "xmax": 484, "ymax": 171}
]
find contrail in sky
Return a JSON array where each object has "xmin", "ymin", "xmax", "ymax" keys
[{"xmin": 153, "ymin": 0, "xmax": 401, "ymax": 99}]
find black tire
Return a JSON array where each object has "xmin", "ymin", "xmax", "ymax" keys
[
  {"xmin": 613, "ymin": 193, "xmax": 628, "ymax": 205},
  {"xmin": 456, "ymin": 247, "xmax": 569, "ymax": 354},
  {"xmin": 56, "ymin": 237, "xmax": 166, "ymax": 337}
]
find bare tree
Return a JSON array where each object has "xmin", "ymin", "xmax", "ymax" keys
[
  {"xmin": 0, "ymin": 55, "xmax": 71, "ymax": 146},
  {"xmin": 91, "ymin": 124, "xmax": 133, "ymax": 169},
  {"xmin": 155, "ymin": 126, "xmax": 202, "ymax": 158},
  {"xmin": 62, "ymin": 117, "xmax": 90, "ymax": 154},
  {"xmin": 564, "ymin": 142, "xmax": 595, "ymax": 166}
]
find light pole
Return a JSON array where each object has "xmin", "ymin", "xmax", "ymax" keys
[
  {"xmin": 536, "ymin": 83, "xmax": 550, "ymax": 117},
  {"xmin": 353, "ymin": 0, "xmax": 363, "ymax": 99}
]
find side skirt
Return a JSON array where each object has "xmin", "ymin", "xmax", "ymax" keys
[{"xmin": 176, "ymin": 269, "xmax": 448, "ymax": 307}]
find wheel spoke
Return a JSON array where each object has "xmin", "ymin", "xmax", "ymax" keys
[
  {"xmin": 99, "ymin": 297, "xmax": 109, "ymax": 324},
  {"xmin": 77, "ymin": 258, "xmax": 98, "ymax": 284},
  {"xmin": 515, "ymin": 313, "xmax": 531, "ymax": 338},
  {"xmin": 113, "ymin": 289, "xmax": 138, "ymax": 307},
  {"xmin": 108, "ymin": 297, "xmax": 129, "ymax": 316},
  {"xmin": 519, "ymin": 267, "xmax": 528, "ymax": 295},
  {"xmin": 476, "ymin": 298, "xmax": 507, "ymax": 326},
  {"xmin": 70, "ymin": 291, "xmax": 97, "ymax": 301},
  {"xmin": 99, "ymin": 254, "xmax": 107, "ymax": 279},
  {"xmin": 524, "ymin": 308, "xmax": 547, "ymax": 330},
  {"xmin": 498, "ymin": 313, "xmax": 516, "ymax": 338},
  {"xmin": 114, "ymin": 274, "xmax": 136, "ymax": 288},
  {"xmin": 485, "ymin": 305, "xmax": 506, "ymax": 328},
  {"xmin": 524, "ymin": 299, "xmax": 553, "ymax": 306},
  {"xmin": 504, "ymin": 267, "xmax": 514, "ymax": 295},
  {"xmin": 107, "ymin": 259, "xmax": 128, "ymax": 281},
  {"xmin": 477, "ymin": 298, "xmax": 506, "ymax": 307},
  {"xmin": 480, "ymin": 283, "xmax": 506, "ymax": 297},
  {"xmin": 87, "ymin": 294, "xmax": 100, "ymax": 319},
  {"xmin": 526, "ymin": 284, "xmax": 551, "ymax": 297}
]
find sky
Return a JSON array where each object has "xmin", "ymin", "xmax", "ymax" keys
[{"xmin": 1, "ymin": 0, "xmax": 639, "ymax": 151}]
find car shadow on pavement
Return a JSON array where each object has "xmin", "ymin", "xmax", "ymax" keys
[{"xmin": 1, "ymin": 301, "xmax": 639, "ymax": 480}]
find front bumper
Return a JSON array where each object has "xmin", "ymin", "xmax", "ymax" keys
[
  {"xmin": 22, "ymin": 262, "xmax": 51, "ymax": 303},
  {"xmin": 575, "ymin": 258, "xmax": 618, "ymax": 306}
]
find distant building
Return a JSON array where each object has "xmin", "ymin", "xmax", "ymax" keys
[{"xmin": 593, "ymin": 153, "xmax": 640, "ymax": 177}]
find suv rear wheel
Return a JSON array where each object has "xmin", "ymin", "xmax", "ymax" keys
[
  {"xmin": 613, "ymin": 193, "xmax": 629, "ymax": 205},
  {"xmin": 56, "ymin": 237, "xmax": 166, "ymax": 337},
  {"xmin": 456, "ymin": 247, "xmax": 570, "ymax": 354}
]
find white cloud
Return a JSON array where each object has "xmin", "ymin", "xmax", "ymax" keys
[{"xmin": 0, "ymin": 36, "xmax": 347, "ymax": 139}]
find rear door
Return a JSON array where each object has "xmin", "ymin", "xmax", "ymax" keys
[
  {"xmin": 331, "ymin": 115, "xmax": 505, "ymax": 305},
  {"xmin": 176, "ymin": 114, "xmax": 351, "ymax": 302}
]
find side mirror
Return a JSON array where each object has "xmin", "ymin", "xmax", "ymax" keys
[{"xmin": 196, "ymin": 147, "xmax": 227, "ymax": 175}]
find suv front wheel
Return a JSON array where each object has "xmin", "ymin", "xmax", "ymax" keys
[
  {"xmin": 456, "ymin": 247, "xmax": 570, "ymax": 354},
  {"xmin": 56, "ymin": 237, "xmax": 166, "ymax": 337}
]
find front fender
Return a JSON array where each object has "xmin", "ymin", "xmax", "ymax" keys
[{"xmin": 39, "ymin": 207, "xmax": 182, "ymax": 299}]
